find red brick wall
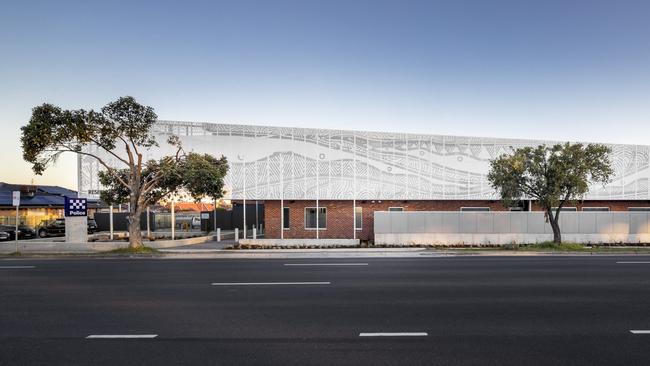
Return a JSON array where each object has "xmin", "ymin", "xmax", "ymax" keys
[
  {"xmin": 265, "ymin": 199, "xmax": 510, "ymax": 240},
  {"xmin": 264, "ymin": 199, "xmax": 650, "ymax": 241}
]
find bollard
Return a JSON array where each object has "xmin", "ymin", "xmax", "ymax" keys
[
  {"xmin": 252, "ymin": 227, "xmax": 256, "ymax": 239},
  {"xmin": 235, "ymin": 227, "xmax": 239, "ymax": 242},
  {"xmin": 109, "ymin": 205, "xmax": 114, "ymax": 241},
  {"xmin": 216, "ymin": 228, "xmax": 221, "ymax": 242}
]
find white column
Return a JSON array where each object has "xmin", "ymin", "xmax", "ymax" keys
[
  {"xmin": 213, "ymin": 198, "xmax": 217, "ymax": 232},
  {"xmin": 109, "ymin": 204, "xmax": 114, "ymax": 240},
  {"xmin": 253, "ymin": 227, "xmax": 256, "ymax": 239},
  {"xmin": 15, "ymin": 205, "xmax": 19, "ymax": 251},
  {"xmin": 353, "ymin": 134, "xmax": 356, "ymax": 239},
  {"xmin": 171, "ymin": 200, "xmax": 175, "ymax": 240},
  {"xmin": 217, "ymin": 228, "xmax": 221, "ymax": 242},
  {"xmin": 243, "ymin": 161, "xmax": 247, "ymax": 239},
  {"xmin": 146, "ymin": 206, "xmax": 150, "ymax": 238},
  {"xmin": 235, "ymin": 227, "xmax": 239, "ymax": 242},
  {"xmin": 280, "ymin": 152, "xmax": 284, "ymax": 240},
  {"xmin": 316, "ymin": 150, "xmax": 319, "ymax": 240}
]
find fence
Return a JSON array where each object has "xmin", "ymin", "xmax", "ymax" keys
[{"xmin": 374, "ymin": 211, "xmax": 650, "ymax": 245}]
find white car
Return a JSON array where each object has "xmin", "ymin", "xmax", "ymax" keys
[{"xmin": 191, "ymin": 216, "xmax": 201, "ymax": 229}]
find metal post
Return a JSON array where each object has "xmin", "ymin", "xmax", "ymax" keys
[
  {"xmin": 281, "ymin": 153, "xmax": 284, "ymax": 240},
  {"xmin": 255, "ymin": 200, "xmax": 258, "ymax": 231},
  {"xmin": 171, "ymin": 200, "xmax": 175, "ymax": 240},
  {"xmin": 109, "ymin": 204, "xmax": 114, "ymax": 241},
  {"xmin": 15, "ymin": 205, "xmax": 19, "ymax": 252},
  {"xmin": 243, "ymin": 163, "xmax": 247, "ymax": 240},
  {"xmin": 213, "ymin": 198, "xmax": 217, "ymax": 232},
  {"xmin": 146, "ymin": 206, "xmax": 151, "ymax": 238},
  {"xmin": 353, "ymin": 134, "xmax": 356, "ymax": 239},
  {"xmin": 316, "ymin": 155, "xmax": 319, "ymax": 240}
]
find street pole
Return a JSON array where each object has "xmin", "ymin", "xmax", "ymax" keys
[
  {"xmin": 171, "ymin": 200, "xmax": 175, "ymax": 240},
  {"xmin": 280, "ymin": 152, "xmax": 284, "ymax": 240},
  {"xmin": 353, "ymin": 134, "xmax": 356, "ymax": 240},
  {"xmin": 15, "ymin": 205, "xmax": 19, "ymax": 252},
  {"xmin": 213, "ymin": 198, "xmax": 217, "ymax": 232},
  {"xmin": 109, "ymin": 204, "xmax": 114, "ymax": 240},
  {"xmin": 146, "ymin": 206, "xmax": 151, "ymax": 238},
  {"xmin": 12, "ymin": 190, "xmax": 20, "ymax": 252}
]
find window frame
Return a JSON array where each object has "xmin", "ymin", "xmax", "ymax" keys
[
  {"xmin": 354, "ymin": 206, "xmax": 362, "ymax": 230},
  {"xmin": 282, "ymin": 207, "xmax": 290, "ymax": 230},
  {"xmin": 388, "ymin": 207, "xmax": 404, "ymax": 212},
  {"xmin": 628, "ymin": 207, "xmax": 650, "ymax": 212},
  {"xmin": 460, "ymin": 207, "xmax": 491, "ymax": 212},
  {"xmin": 581, "ymin": 207, "xmax": 610, "ymax": 212},
  {"xmin": 304, "ymin": 207, "xmax": 327, "ymax": 230}
]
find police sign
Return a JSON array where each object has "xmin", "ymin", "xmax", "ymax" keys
[{"xmin": 64, "ymin": 197, "xmax": 87, "ymax": 217}]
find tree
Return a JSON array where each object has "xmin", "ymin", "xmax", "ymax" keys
[
  {"xmin": 21, "ymin": 96, "xmax": 229, "ymax": 248},
  {"xmin": 487, "ymin": 143, "xmax": 612, "ymax": 243}
]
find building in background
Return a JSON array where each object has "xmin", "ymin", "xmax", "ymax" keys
[
  {"xmin": 0, "ymin": 182, "xmax": 100, "ymax": 228},
  {"xmin": 79, "ymin": 121, "xmax": 650, "ymax": 240}
]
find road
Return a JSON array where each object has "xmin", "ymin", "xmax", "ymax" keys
[{"xmin": 1, "ymin": 256, "xmax": 650, "ymax": 365}]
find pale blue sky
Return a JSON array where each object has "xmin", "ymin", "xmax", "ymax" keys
[{"xmin": 1, "ymin": 0, "xmax": 649, "ymax": 189}]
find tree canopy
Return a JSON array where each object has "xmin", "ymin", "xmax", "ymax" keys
[
  {"xmin": 487, "ymin": 143, "xmax": 612, "ymax": 243},
  {"xmin": 21, "ymin": 96, "xmax": 228, "ymax": 247}
]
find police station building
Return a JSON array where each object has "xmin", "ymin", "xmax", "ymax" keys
[{"xmin": 79, "ymin": 121, "xmax": 650, "ymax": 241}]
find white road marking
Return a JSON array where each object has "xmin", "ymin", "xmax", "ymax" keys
[
  {"xmin": 0, "ymin": 266, "xmax": 35, "ymax": 269},
  {"xmin": 617, "ymin": 262, "xmax": 650, "ymax": 264},
  {"xmin": 359, "ymin": 332, "xmax": 428, "ymax": 337},
  {"xmin": 284, "ymin": 263, "xmax": 368, "ymax": 266},
  {"xmin": 630, "ymin": 330, "xmax": 650, "ymax": 334},
  {"xmin": 211, "ymin": 282, "xmax": 331, "ymax": 286},
  {"xmin": 86, "ymin": 334, "xmax": 158, "ymax": 339}
]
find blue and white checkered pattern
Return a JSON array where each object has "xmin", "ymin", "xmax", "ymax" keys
[{"xmin": 68, "ymin": 199, "xmax": 86, "ymax": 210}]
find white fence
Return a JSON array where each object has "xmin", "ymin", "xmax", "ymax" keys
[{"xmin": 374, "ymin": 211, "xmax": 650, "ymax": 245}]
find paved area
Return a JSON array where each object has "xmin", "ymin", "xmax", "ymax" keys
[{"xmin": 2, "ymin": 256, "xmax": 650, "ymax": 365}]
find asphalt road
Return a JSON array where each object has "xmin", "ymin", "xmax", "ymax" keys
[{"xmin": 2, "ymin": 256, "xmax": 650, "ymax": 365}]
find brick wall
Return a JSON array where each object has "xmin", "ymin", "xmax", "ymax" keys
[{"xmin": 264, "ymin": 199, "xmax": 650, "ymax": 241}]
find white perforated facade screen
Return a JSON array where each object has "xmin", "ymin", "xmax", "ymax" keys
[{"xmin": 79, "ymin": 121, "xmax": 650, "ymax": 201}]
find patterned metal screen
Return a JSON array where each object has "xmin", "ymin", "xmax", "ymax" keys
[{"xmin": 79, "ymin": 121, "xmax": 650, "ymax": 201}]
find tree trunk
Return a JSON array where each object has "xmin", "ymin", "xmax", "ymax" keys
[
  {"xmin": 128, "ymin": 210, "xmax": 143, "ymax": 248},
  {"xmin": 545, "ymin": 208, "xmax": 562, "ymax": 244},
  {"xmin": 549, "ymin": 217, "xmax": 562, "ymax": 243},
  {"xmin": 128, "ymin": 190, "xmax": 144, "ymax": 248}
]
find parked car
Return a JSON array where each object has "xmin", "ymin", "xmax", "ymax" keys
[
  {"xmin": 0, "ymin": 225, "xmax": 35, "ymax": 240},
  {"xmin": 0, "ymin": 231, "xmax": 9, "ymax": 241},
  {"xmin": 37, "ymin": 218, "xmax": 98, "ymax": 238},
  {"xmin": 18, "ymin": 225, "xmax": 36, "ymax": 239},
  {"xmin": 191, "ymin": 216, "xmax": 201, "ymax": 229}
]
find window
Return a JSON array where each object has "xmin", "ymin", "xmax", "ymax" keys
[
  {"xmin": 282, "ymin": 207, "xmax": 290, "ymax": 229},
  {"xmin": 388, "ymin": 207, "xmax": 403, "ymax": 212},
  {"xmin": 355, "ymin": 207, "xmax": 362, "ymax": 230},
  {"xmin": 552, "ymin": 207, "xmax": 577, "ymax": 212},
  {"xmin": 305, "ymin": 207, "xmax": 326, "ymax": 229},
  {"xmin": 509, "ymin": 207, "xmax": 524, "ymax": 211},
  {"xmin": 582, "ymin": 207, "xmax": 610, "ymax": 212},
  {"xmin": 460, "ymin": 207, "xmax": 490, "ymax": 212},
  {"xmin": 629, "ymin": 207, "xmax": 650, "ymax": 212}
]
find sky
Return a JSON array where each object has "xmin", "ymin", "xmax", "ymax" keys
[{"xmin": 1, "ymin": 0, "xmax": 649, "ymax": 190}]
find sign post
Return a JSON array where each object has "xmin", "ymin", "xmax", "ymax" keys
[
  {"xmin": 12, "ymin": 191, "xmax": 20, "ymax": 252},
  {"xmin": 64, "ymin": 196, "xmax": 88, "ymax": 243}
]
